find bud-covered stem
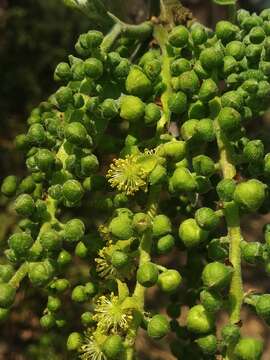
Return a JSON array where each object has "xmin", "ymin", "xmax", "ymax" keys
[{"xmin": 215, "ymin": 119, "xmax": 243, "ymax": 360}]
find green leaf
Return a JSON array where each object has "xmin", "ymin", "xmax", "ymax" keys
[
  {"xmin": 121, "ymin": 296, "xmax": 140, "ymax": 310},
  {"xmin": 63, "ymin": 0, "xmax": 113, "ymax": 31},
  {"xmin": 212, "ymin": 0, "xmax": 236, "ymax": 5},
  {"xmin": 117, "ymin": 279, "xmax": 129, "ymax": 301}
]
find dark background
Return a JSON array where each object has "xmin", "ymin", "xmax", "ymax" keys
[{"xmin": 1, "ymin": 1, "xmax": 270, "ymax": 359}]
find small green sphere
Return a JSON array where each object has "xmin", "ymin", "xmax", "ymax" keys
[
  {"xmin": 218, "ymin": 107, "xmax": 241, "ymax": 133},
  {"xmin": 192, "ymin": 155, "xmax": 216, "ymax": 177},
  {"xmin": 35, "ymin": 149, "xmax": 55, "ymax": 172},
  {"xmin": 242, "ymin": 242, "xmax": 263, "ymax": 264},
  {"xmin": 147, "ymin": 314, "xmax": 170, "ymax": 339},
  {"xmin": 157, "ymin": 269, "xmax": 182, "ymax": 293},
  {"xmin": 178, "ymin": 71, "xmax": 200, "ymax": 95},
  {"xmin": 196, "ymin": 334, "xmax": 217, "ymax": 355},
  {"xmin": 152, "ymin": 215, "xmax": 172, "ymax": 238},
  {"xmin": 170, "ymin": 167, "xmax": 197, "ymax": 193},
  {"xmin": 217, "ymin": 179, "xmax": 236, "ymax": 202},
  {"xmin": 84, "ymin": 58, "xmax": 103, "ymax": 79},
  {"xmin": 255, "ymin": 294, "xmax": 270, "ymax": 320},
  {"xmin": 234, "ymin": 338, "xmax": 263, "ymax": 360},
  {"xmin": 168, "ymin": 91, "xmax": 187, "ymax": 114},
  {"xmin": 221, "ymin": 91, "xmax": 244, "ymax": 112},
  {"xmin": 109, "ymin": 214, "xmax": 134, "ymax": 240},
  {"xmin": 221, "ymin": 324, "xmax": 241, "ymax": 345},
  {"xmin": 65, "ymin": 122, "xmax": 88, "ymax": 146},
  {"xmin": 216, "ymin": 20, "xmax": 238, "ymax": 43},
  {"xmin": 47, "ymin": 295, "xmax": 61, "ymax": 312},
  {"xmin": 191, "ymin": 24, "xmax": 207, "ymax": 45},
  {"xmin": 197, "ymin": 118, "xmax": 215, "ymax": 142},
  {"xmin": 186, "ymin": 305, "xmax": 214, "ymax": 334},
  {"xmin": 170, "ymin": 58, "xmax": 191, "ymax": 76},
  {"xmin": 157, "ymin": 234, "xmax": 175, "ymax": 254},
  {"xmin": 233, "ymin": 180, "xmax": 266, "ymax": 212},
  {"xmin": 67, "ymin": 332, "xmax": 83, "ymax": 351},
  {"xmin": 199, "ymin": 47, "xmax": 223, "ymax": 70},
  {"xmin": 179, "ymin": 218, "xmax": 208, "ymax": 248},
  {"xmin": 226, "ymin": 41, "xmax": 245, "ymax": 60},
  {"xmin": 0, "ymin": 265, "xmax": 14, "ymax": 283},
  {"xmin": 62, "ymin": 180, "xmax": 84, "ymax": 203},
  {"xmin": 162, "ymin": 140, "xmax": 186, "ymax": 162},
  {"xmin": 1, "ymin": 176, "xmax": 18, "ymax": 197},
  {"xmin": 132, "ymin": 212, "xmax": 151, "ymax": 234},
  {"xmin": 63, "ymin": 219, "xmax": 85, "ymax": 242},
  {"xmin": 40, "ymin": 313, "xmax": 56, "ymax": 330},
  {"xmin": 243, "ymin": 140, "xmax": 264, "ymax": 163},
  {"xmin": 71, "ymin": 285, "xmax": 87, "ymax": 303},
  {"xmin": 249, "ymin": 26, "xmax": 265, "ymax": 44},
  {"xmin": 14, "ymin": 194, "xmax": 35, "ymax": 217},
  {"xmin": 144, "ymin": 103, "xmax": 161, "ymax": 126},
  {"xmin": 55, "ymin": 87, "xmax": 74, "ymax": 110},
  {"xmin": 199, "ymin": 79, "xmax": 219, "ymax": 102},
  {"xmin": 137, "ymin": 262, "xmax": 159, "ymax": 287},
  {"xmin": 8, "ymin": 232, "xmax": 33, "ymax": 258},
  {"xmin": 103, "ymin": 335, "xmax": 124, "ymax": 359},
  {"xmin": 126, "ymin": 67, "xmax": 152, "ymax": 98},
  {"xmin": 195, "ymin": 207, "xmax": 220, "ymax": 231},
  {"xmin": 200, "ymin": 289, "xmax": 223, "ymax": 313},
  {"xmin": 40, "ymin": 230, "xmax": 62, "ymax": 253},
  {"xmin": 0, "ymin": 283, "xmax": 16, "ymax": 308},
  {"xmin": 202, "ymin": 261, "xmax": 232, "ymax": 289},
  {"xmin": 0, "ymin": 308, "xmax": 10, "ymax": 322},
  {"xmin": 168, "ymin": 25, "xmax": 189, "ymax": 48},
  {"xmin": 120, "ymin": 95, "xmax": 145, "ymax": 122},
  {"xmin": 28, "ymin": 261, "xmax": 55, "ymax": 287},
  {"xmin": 111, "ymin": 250, "xmax": 129, "ymax": 269}
]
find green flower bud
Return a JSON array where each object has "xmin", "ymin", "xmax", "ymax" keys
[
  {"xmin": 242, "ymin": 79, "xmax": 258, "ymax": 94},
  {"xmin": 109, "ymin": 214, "xmax": 134, "ymax": 240},
  {"xmin": 1, "ymin": 176, "xmax": 18, "ymax": 197},
  {"xmin": 242, "ymin": 242, "xmax": 263, "ymax": 264},
  {"xmin": 168, "ymin": 25, "xmax": 189, "ymax": 48},
  {"xmin": 216, "ymin": 21, "xmax": 238, "ymax": 44},
  {"xmin": 85, "ymin": 30, "xmax": 103, "ymax": 47},
  {"xmin": 100, "ymin": 99, "xmax": 119, "ymax": 119},
  {"xmin": 179, "ymin": 218, "xmax": 208, "ymax": 248},
  {"xmin": 75, "ymin": 241, "xmax": 88, "ymax": 258},
  {"xmin": 255, "ymin": 294, "xmax": 270, "ymax": 320},
  {"xmin": 198, "ymin": 79, "xmax": 219, "ymax": 102},
  {"xmin": 28, "ymin": 261, "xmax": 55, "ymax": 287},
  {"xmin": 188, "ymin": 100, "xmax": 207, "ymax": 119},
  {"xmin": 149, "ymin": 164, "xmax": 167, "ymax": 185},
  {"xmin": 0, "ymin": 308, "xmax": 10, "ymax": 322},
  {"xmin": 168, "ymin": 91, "xmax": 187, "ymax": 114},
  {"xmin": 67, "ymin": 332, "xmax": 83, "ymax": 351},
  {"xmin": 249, "ymin": 26, "xmax": 265, "ymax": 44},
  {"xmin": 81, "ymin": 311, "xmax": 95, "ymax": 326},
  {"xmin": 137, "ymin": 262, "xmax": 159, "ymax": 287},
  {"xmin": 234, "ymin": 338, "xmax": 263, "ymax": 360},
  {"xmin": 199, "ymin": 47, "xmax": 223, "ymax": 70},
  {"xmin": 40, "ymin": 313, "xmax": 56, "ymax": 329},
  {"xmin": 120, "ymin": 95, "xmax": 145, "ymax": 122},
  {"xmin": 54, "ymin": 62, "xmax": 72, "ymax": 82},
  {"xmin": 221, "ymin": 91, "xmax": 244, "ymax": 112},
  {"xmin": 246, "ymin": 44, "xmax": 263, "ymax": 63},
  {"xmin": 221, "ymin": 324, "xmax": 241, "ymax": 345},
  {"xmin": 71, "ymin": 285, "xmax": 87, "ymax": 303},
  {"xmin": 35, "ymin": 149, "xmax": 55, "ymax": 172},
  {"xmin": 170, "ymin": 58, "xmax": 191, "ymax": 76},
  {"xmin": 57, "ymin": 250, "xmax": 72, "ymax": 267},
  {"xmin": 195, "ymin": 207, "xmax": 220, "ymax": 231},
  {"xmin": 178, "ymin": 71, "xmax": 200, "ymax": 95},
  {"xmin": 257, "ymin": 81, "xmax": 270, "ymax": 98},
  {"xmin": 81, "ymin": 154, "xmax": 99, "ymax": 176},
  {"xmin": 152, "ymin": 215, "xmax": 172, "ymax": 238},
  {"xmin": 186, "ymin": 305, "xmax": 214, "ymax": 334},
  {"xmin": 157, "ymin": 269, "xmax": 182, "ymax": 293},
  {"xmin": 234, "ymin": 180, "xmax": 266, "ymax": 212},
  {"xmin": 193, "ymin": 60, "xmax": 210, "ymax": 80},
  {"xmin": 47, "ymin": 295, "xmax": 61, "ymax": 312},
  {"xmin": 0, "ymin": 283, "xmax": 16, "ymax": 308},
  {"xmin": 180, "ymin": 119, "xmax": 199, "ymax": 140},
  {"xmin": 55, "ymin": 86, "xmax": 74, "ymax": 110},
  {"xmin": 64, "ymin": 122, "xmax": 89, "ymax": 145},
  {"xmin": 157, "ymin": 234, "xmax": 175, "ymax": 254},
  {"xmin": 223, "ymin": 56, "xmax": 238, "ymax": 76},
  {"xmin": 196, "ymin": 334, "xmax": 217, "ymax": 355},
  {"xmin": 144, "ymin": 103, "xmax": 161, "ymax": 126},
  {"xmin": 161, "ymin": 140, "xmax": 186, "ymax": 162},
  {"xmin": 132, "ymin": 212, "xmax": 151, "ymax": 234},
  {"xmin": 63, "ymin": 218, "xmax": 85, "ymax": 243},
  {"xmin": 197, "ymin": 118, "xmax": 215, "ymax": 142},
  {"xmin": 147, "ymin": 314, "xmax": 170, "ymax": 339},
  {"xmin": 264, "ymin": 153, "xmax": 270, "ymax": 176},
  {"xmin": 113, "ymin": 58, "xmax": 130, "ymax": 80},
  {"xmin": 19, "ymin": 176, "xmax": 36, "ymax": 194},
  {"xmin": 191, "ymin": 24, "xmax": 207, "ymax": 45},
  {"xmin": 111, "ymin": 250, "xmax": 129, "ymax": 269},
  {"xmin": 71, "ymin": 61, "xmax": 85, "ymax": 80},
  {"xmin": 0, "ymin": 265, "xmax": 14, "ymax": 283},
  {"xmin": 202, "ymin": 261, "xmax": 232, "ymax": 289},
  {"xmin": 217, "ymin": 179, "xmax": 236, "ymax": 202},
  {"xmin": 27, "ymin": 124, "xmax": 46, "ymax": 145},
  {"xmin": 195, "ymin": 175, "xmax": 212, "ymax": 194},
  {"xmin": 237, "ymin": 9, "xmax": 250, "ymax": 24},
  {"xmin": 40, "ymin": 230, "xmax": 62, "ymax": 253},
  {"xmin": 126, "ymin": 67, "xmax": 152, "ymax": 98},
  {"xmin": 8, "ymin": 232, "xmax": 33, "ymax": 258},
  {"xmin": 50, "ymin": 278, "xmax": 70, "ymax": 293},
  {"xmin": 84, "ymin": 282, "xmax": 97, "ymax": 297},
  {"xmin": 84, "ymin": 58, "xmax": 103, "ymax": 79},
  {"xmin": 143, "ymin": 59, "xmax": 161, "ymax": 80},
  {"xmin": 103, "ymin": 335, "xmax": 124, "ymax": 359},
  {"xmin": 261, "ymin": 8, "xmax": 270, "ymax": 20},
  {"xmin": 62, "ymin": 180, "xmax": 84, "ymax": 203},
  {"xmin": 218, "ymin": 107, "xmax": 241, "ymax": 133},
  {"xmin": 170, "ymin": 167, "xmax": 197, "ymax": 193},
  {"xmin": 14, "ymin": 194, "xmax": 35, "ymax": 217},
  {"xmin": 208, "ymin": 238, "xmax": 229, "ymax": 261},
  {"xmin": 226, "ymin": 41, "xmax": 245, "ymax": 60},
  {"xmin": 192, "ymin": 155, "xmax": 215, "ymax": 177},
  {"xmin": 200, "ymin": 289, "xmax": 223, "ymax": 313}
]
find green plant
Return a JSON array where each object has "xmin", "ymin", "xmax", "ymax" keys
[{"xmin": 2, "ymin": 0, "xmax": 270, "ymax": 359}]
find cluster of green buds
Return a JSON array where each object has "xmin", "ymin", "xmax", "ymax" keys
[{"xmin": 2, "ymin": 1, "xmax": 270, "ymax": 359}]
